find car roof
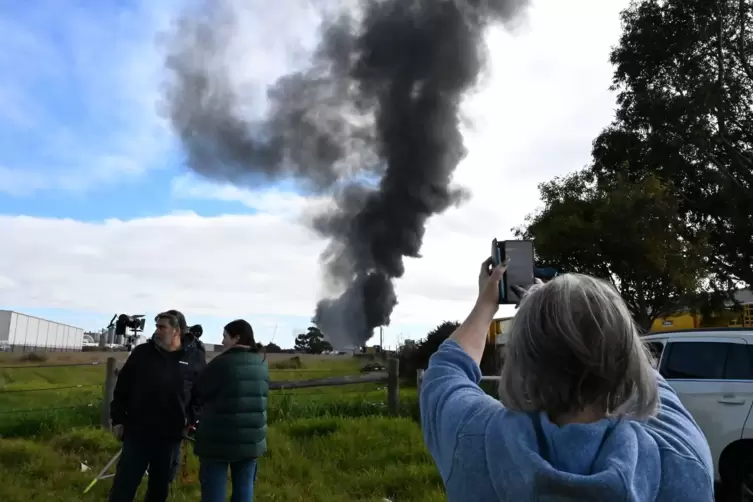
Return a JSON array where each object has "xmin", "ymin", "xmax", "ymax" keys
[{"xmin": 644, "ymin": 327, "xmax": 753, "ymax": 340}]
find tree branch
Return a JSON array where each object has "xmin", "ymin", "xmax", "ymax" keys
[
  {"xmin": 737, "ymin": 0, "xmax": 753, "ymax": 82},
  {"xmin": 716, "ymin": 1, "xmax": 728, "ymax": 137}
]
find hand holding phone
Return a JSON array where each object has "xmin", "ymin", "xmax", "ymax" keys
[
  {"xmin": 478, "ymin": 257, "xmax": 506, "ymax": 311},
  {"xmin": 491, "ymin": 239, "xmax": 535, "ymax": 304}
]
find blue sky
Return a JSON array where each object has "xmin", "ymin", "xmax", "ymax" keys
[
  {"xmin": 0, "ymin": 1, "xmax": 244, "ymax": 220},
  {"xmin": 0, "ymin": 0, "xmax": 298, "ymax": 345},
  {"xmin": 0, "ymin": 0, "xmax": 626, "ymax": 347}
]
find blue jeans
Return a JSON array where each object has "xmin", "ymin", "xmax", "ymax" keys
[{"xmin": 199, "ymin": 458, "xmax": 258, "ymax": 502}]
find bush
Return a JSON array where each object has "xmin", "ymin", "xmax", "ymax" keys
[
  {"xmin": 360, "ymin": 363, "xmax": 386, "ymax": 373},
  {"xmin": 17, "ymin": 353, "xmax": 48, "ymax": 363},
  {"xmin": 270, "ymin": 356, "xmax": 304, "ymax": 370}
]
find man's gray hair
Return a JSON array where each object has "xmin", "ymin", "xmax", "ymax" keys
[
  {"xmin": 499, "ymin": 273, "xmax": 659, "ymax": 420},
  {"xmin": 155, "ymin": 310, "xmax": 188, "ymax": 334}
]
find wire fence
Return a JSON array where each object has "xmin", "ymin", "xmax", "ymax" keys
[
  {"xmin": 0, "ymin": 362, "xmax": 106, "ymax": 369},
  {"xmin": 0, "ymin": 343, "xmax": 85, "ymax": 353},
  {"xmin": 0, "ymin": 361, "xmax": 105, "ymax": 421},
  {"xmin": 0, "ymin": 403, "xmax": 98, "ymax": 415},
  {"xmin": 0, "ymin": 384, "xmax": 100, "ymax": 394},
  {"xmin": 0, "ymin": 358, "xmax": 400, "ymax": 422}
]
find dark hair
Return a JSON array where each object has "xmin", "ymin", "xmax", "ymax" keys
[
  {"xmin": 156, "ymin": 310, "xmax": 188, "ymax": 333},
  {"xmin": 224, "ymin": 319, "xmax": 255, "ymax": 347}
]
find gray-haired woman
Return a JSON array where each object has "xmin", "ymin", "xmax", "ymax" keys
[{"xmin": 420, "ymin": 258, "xmax": 714, "ymax": 501}]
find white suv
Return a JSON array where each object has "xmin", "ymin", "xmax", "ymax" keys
[{"xmin": 643, "ymin": 328, "xmax": 753, "ymax": 499}]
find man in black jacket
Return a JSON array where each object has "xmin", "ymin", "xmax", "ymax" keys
[{"xmin": 108, "ymin": 310, "xmax": 206, "ymax": 502}]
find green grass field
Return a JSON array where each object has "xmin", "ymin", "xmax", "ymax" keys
[
  {"xmin": 0, "ymin": 351, "xmax": 440, "ymax": 501},
  {"xmin": 0, "ymin": 352, "xmax": 415, "ymax": 437},
  {"xmin": 0, "ymin": 417, "xmax": 444, "ymax": 502}
]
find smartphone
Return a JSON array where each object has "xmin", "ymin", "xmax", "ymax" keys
[
  {"xmin": 491, "ymin": 239, "xmax": 535, "ymax": 304},
  {"xmin": 491, "ymin": 238, "xmax": 505, "ymax": 303}
]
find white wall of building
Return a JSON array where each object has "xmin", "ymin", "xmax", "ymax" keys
[
  {"xmin": 0, "ymin": 310, "xmax": 84, "ymax": 351},
  {"xmin": 0, "ymin": 310, "xmax": 11, "ymax": 342}
]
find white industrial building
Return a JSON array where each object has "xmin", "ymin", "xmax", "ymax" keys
[{"xmin": 0, "ymin": 310, "xmax": 84, "ymax": 352}]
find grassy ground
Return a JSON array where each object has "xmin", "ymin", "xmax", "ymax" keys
[
  {"xmin": 0, "ymin": 351, "xmax": 440, "ymax": 500},
  {"xmin": 0, "ymin": 416, "xmax": 444, "ymax": 502},
  {"xmin": 0, "ymin": 351, "xmax": 405, "ymax": 437}
]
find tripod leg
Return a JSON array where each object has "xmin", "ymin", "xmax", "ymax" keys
[{"xmin": 83, "ymin": 449, "xmax": 122, "ymax": 494}]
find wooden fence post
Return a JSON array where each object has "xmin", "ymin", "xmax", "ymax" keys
[
  {"xmin": 387, "ymin": 358, "xmax": 399, "ymax": 415},
  {"xmin": 101, "ymin": 357, "xmax": 117, "ymax": 430},
  {"xmin": 416, "ymin": 369, "xmax": 424, "ymax": 394}
]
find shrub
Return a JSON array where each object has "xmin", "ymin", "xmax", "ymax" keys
[
  {"xmin": 270, "ymin": 356, "xmax": 304, "ymax": 370},
  {"xmin": 17, "ymin": 353, "xmax": 47, "ymax": 363}
]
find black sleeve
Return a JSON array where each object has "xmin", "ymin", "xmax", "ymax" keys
[
  {"xmin": 110, "ymin": 348, "xmax": 142, "ymax": 426},
  {"xmin": 187, "ymin": 349, "xmax": 208, "ymax": 425}
]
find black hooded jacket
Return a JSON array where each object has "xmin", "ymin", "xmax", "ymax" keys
[{"xmin": 110, "ymin": 336, "xmax": 206, "ymax": 441}]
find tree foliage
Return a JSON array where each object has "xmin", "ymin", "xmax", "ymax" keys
[
  {"xmin": 294, "ymin": 326, "xmax": 333, "ymax": 354},
  {"xmin": 592, "ymin": 0, "xmax": 753, "ymax": 287},
  {"xmin": 516, "ymin": 171, "xmax": 709, "ymax": 329},
  {"xmin": 399, "ymin": 321, "xmax": 499, "ymax": 380}
]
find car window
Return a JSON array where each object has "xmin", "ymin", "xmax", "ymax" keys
[
  {"xmin": 663, "ymin": 342, "xmax": 727, "ymax": 380},
  {"xmin": 725, "ymin": 344, "xmax": 753, "ymax": 380},
  {"xmin": 646, "ymin": 341, "xmax": 664, "ymax": 368}
]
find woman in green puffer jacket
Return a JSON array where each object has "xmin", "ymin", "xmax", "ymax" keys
[{"xmin": 194, "ymin": 319, "xmax": 268, "ymax": 502}]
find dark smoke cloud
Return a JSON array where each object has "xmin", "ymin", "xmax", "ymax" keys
[{"xmin": 164, "ymin": 0, "xmax": 529, "ymax": 348}]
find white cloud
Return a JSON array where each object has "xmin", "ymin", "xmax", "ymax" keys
[
  {"xmin": 0, "ymin": 198, "xmax": 498, "ymax": 347},
  {"xmin": 170, "ymin": 173, "xmax": 330, "ymax": 217},
  {"xmin": 1, "ymin": 0, "xmax": 630, "ymax": 347}
]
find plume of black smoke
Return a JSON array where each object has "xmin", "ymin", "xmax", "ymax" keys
[{"xmin": 164, "ymin": 0, "xmax": 529, "ymax": 348}]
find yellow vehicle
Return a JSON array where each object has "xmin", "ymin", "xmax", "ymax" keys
[
  {"xmin": 488, "ymin": 317, "xmax": 513, "ymax": 345},
  {"xmin": 650, "ymin": 312, "xmax": 701, "ymax": 333},
  {"xmin": 493, "ymin": 305, "xmax": 752, "ymax": 337},
  {"xmin": 649, "ymin": 304, "xmax": 752, "ymax": 333}
]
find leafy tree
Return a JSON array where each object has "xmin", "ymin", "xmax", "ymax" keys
[
  {"xmin": 516, "ymin": 171, "xmax": 709, "ymax": 330},
  {"xmin": 264, "ymin": 342, "xmax": 283, "ymax": 353},
  {"xmin": 591, "ymin": 0, "xmax": 753, "ymax": 287},
  {"xmin": 293, "ymin": 326, "xmax": 333, "ymax": 354},
  {"xmin": 399, "ymin": 321, "xmax": 499, "ymax": 381}
]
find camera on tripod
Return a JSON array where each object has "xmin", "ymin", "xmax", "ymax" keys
[{"xmin": 114, "ymin": 314, "xmax": 146, "ymax": 336}]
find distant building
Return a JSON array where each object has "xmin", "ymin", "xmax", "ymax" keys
[
  {"xmin": 489, "ymin": 316, "xmax": 514, "ymax": 345},
  {"xmin": 84, "ymin": 331, "xmax": 103, "ymax": 342},
  {"xmin": 735, "ymin": 289, "xmax": 753, "ymax": 304},
  {"xmin": 0, "ymin": 310, "xmax": 84, "ymax": 352},
  {"xmin": 650, "ymin": 288, "xmax": 753, "ymax": 332}
]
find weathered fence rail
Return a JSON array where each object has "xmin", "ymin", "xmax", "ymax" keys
[{"xmin": 416, "ymin": 368, "xmax": 499, "ymax": 393}]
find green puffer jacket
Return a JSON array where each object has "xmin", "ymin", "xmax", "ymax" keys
[{"xmin": 194, "ymin": 346, "xmax": 269, "ymax": 461}]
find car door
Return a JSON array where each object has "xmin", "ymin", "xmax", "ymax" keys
[
  {"xmin": 659, "ymin": 337, "xmax": 753, "ymax": 477},
  {"xmin": 737, "ymin": 343, "xmax": 753, "ymax": 441}
]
